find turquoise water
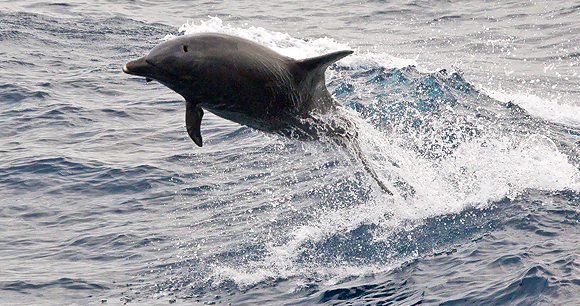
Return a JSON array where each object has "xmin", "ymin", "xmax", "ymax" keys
[{"xmin": 1, "ymin": 1, "xmax": 580, "ymax": 305}]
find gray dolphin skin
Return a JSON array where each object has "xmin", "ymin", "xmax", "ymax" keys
[{"xmin": 123, "ymin": 33, "xmax": 392, "ymax": 195}]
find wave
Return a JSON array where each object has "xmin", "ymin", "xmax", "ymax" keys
[
  {"xmin": 486, "ymin": 89, "xmax": 580, "ymax": 128},
  {"xmin": 0, "ymin": 156, "xmax": 179, "ymax": 197},
  {"xmin": 0, "ymin": 278, "xmax": 108, "ymax": 291}
]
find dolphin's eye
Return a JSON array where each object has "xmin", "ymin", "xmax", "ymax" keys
[{"xmin": 183, "ymin": 45, "xmax": 188, "ymax": 52}]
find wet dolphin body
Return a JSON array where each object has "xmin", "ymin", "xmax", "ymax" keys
[{"xmin": 123, "ymin": 33, "xmax": 392, "ymax": 195}]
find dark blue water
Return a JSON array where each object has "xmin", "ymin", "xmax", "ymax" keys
[{"xmin": 2, "ymin": 1, "xmax": 580, "ymax": 305}]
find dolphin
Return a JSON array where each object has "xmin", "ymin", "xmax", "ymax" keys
[{"xmin": 123, "ymin": 33, "xmax": 392, "ymax": 195}]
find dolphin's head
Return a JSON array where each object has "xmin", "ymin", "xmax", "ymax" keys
[{"xmin": 123, "ymin": 35, "xmax": 213, "ymax": 97}]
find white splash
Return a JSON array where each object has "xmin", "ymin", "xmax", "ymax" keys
[{"xmin": 486, "ymin": 89, "xmax": 580, "ymax": 128}]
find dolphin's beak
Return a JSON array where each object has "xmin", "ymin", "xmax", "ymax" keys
[
  {"xmin": 121, "ymin": 63, "xmax": 130, "ymax": 74},
  {"xmin": 123, "ymin": 57, "xmax": 155, "ymax": 81}
]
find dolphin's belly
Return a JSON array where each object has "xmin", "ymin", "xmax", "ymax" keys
[
  {"xmin": 205, "ymin": 107, "xmax": 281, "ymax": 132},
  {"xmin": 205, "ymin": 107, "xmax": 319, "ymax": 140},
  {"xmin": 205, "ymin": 105, "xmax": 355, "ymax": 142}
]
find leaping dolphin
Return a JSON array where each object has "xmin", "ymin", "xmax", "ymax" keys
[{"xmin": 123, "ymin": 33, "xmax": 392, "ymax": 195}]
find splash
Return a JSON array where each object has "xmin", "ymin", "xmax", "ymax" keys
[
  {"xmin": 163, "ymin": 17, "xmax": 580, "ymax": 292},
  {"xmin": 486, "ymin": 89, "xmax": 580, "ymax": 128}
]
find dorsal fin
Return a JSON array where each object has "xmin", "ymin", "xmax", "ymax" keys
[
  {"xmin": 296, "ymin": 50, "xmax": 354, "ymax": 74},
  {"xmin": 291, "ymin": 50, "xmax": 353, "ymax": 111}
]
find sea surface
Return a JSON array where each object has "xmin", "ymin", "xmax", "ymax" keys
[{"xmin": 1, "ymin": 1, "xmax": 580, "ymax": 305}]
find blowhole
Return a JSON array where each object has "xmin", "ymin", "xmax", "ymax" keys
[{"xmin": 183, "ymin": 45, "xmax": 188, "ymax": 52}]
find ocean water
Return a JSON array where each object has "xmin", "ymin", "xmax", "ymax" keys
[{"xmin": 1, "ymin": 1, "xmax": 580, "ymax": 305}]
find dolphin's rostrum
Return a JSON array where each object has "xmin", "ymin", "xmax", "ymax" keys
[{"xmin": 123, "ymin": 33, "xmax": 392, "ymax": 195}]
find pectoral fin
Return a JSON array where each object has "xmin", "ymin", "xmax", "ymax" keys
[{"xmin": 186, "ymin": 102, "xmax": 204, "ymax": 147}]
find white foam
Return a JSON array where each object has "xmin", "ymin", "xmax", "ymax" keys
[
  {"xmin": 437, "ymin": 134, "xmax": 580, "ymax": 205},
  {"xmin": 486, "ymin": 89, "xmax": 580, "ymax": 128}
]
